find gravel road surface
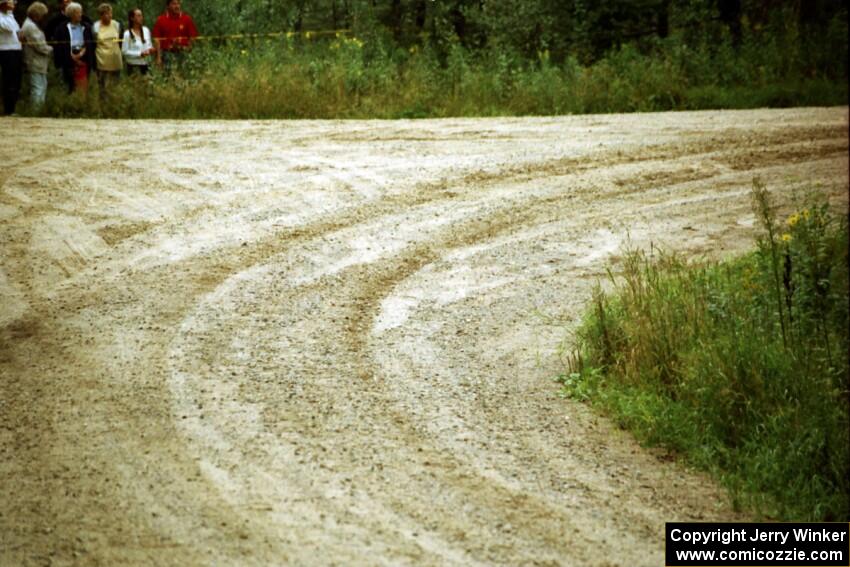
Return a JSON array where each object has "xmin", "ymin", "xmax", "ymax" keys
[{"xmin": 1, "ymin": 108, "xmax": 847, "ymax": 566}]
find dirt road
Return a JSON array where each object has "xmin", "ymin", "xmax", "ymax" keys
[{"xmin": 1, "ymin": 108, "xmax": 847, "ymax": 566}]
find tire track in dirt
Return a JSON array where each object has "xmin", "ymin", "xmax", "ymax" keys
[
  {"xmin": 1, "ymin": 109, "xmax": 847, "ymax": 566},
  {"xmin": 162, "ymin": 116, "xmax": 845, "ymax": 564}
]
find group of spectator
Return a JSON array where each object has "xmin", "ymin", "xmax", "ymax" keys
[{"xmin": 0, "ymin": 0, "xmax": 198, "ymax": 115}]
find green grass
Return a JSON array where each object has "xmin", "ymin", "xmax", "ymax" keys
[
  {"xmin": 559, "ymin": 181, "xmax": 849, "ymax": 521},
  {"xmin": 20, "ymin": 33, "xmax": 848, "ymax": 119}
]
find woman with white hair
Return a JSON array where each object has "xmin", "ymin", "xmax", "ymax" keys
[
  {"xmin": 22, "ymin": 2, "xmax": 53, "ymax": 109},
  {"xmin": 0, "ymin": 0, "xmax": 23, "ymax": 114},
  {"xmin": 53, "ymin": 2, "xmax": 95, "ymax": 93}
]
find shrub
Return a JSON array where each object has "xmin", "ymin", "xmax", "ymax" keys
[
  {"xmin": 19, "ymin": 28, "xmax": 847, "ymax": 119},
  {"xmin": 561, "ymin": 181, "xmax": 849, "ymax": 520}
]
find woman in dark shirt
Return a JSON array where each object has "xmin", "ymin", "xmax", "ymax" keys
[{"xmin": 53, "ymin": 2, "xmax": 94, "ymax": 93}]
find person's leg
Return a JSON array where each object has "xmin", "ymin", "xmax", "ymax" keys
[
  {"xmin": 8, "ymin": 51, "xmax": 22, "ymax": 114},
  {"xmin": 160, "ymin": 51, "xmax": 171, "ymax": 74},
  {"xmin": 97, "ymin": 70, "xmax": 106, "ymax": 100},
  {"xmin": 106, "ymin": 70, "xmax": 119, "ymax": 103},
  {"xmin": 30, "ymin": 72, "xmax": 48, "ymax": 109},
  {"xmin": 12, "ymin": 52, "xmax": 21, "ymax": 110},
  {"xmin": 0, "ymin": 52, "xmax": 8, "ymax": 114},
  {"xmin": 62, "ymin": 65, "xmax": 75, "ymax": 93},
  {"xmin": 0, "ymin": 51, "xmax": 23, "ymax": 115},
  {"xmin": 162, "ymin": 50, "xmax": 183, "ymax": 75},
  {"xmin": 128, "ymin": 65, "xmax": 150, "ymax": 78},
  {"xmin": 74, "ymin": 63, "xmax": 89, "ymax": 93}
]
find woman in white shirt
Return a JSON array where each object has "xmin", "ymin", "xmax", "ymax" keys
[
  {"xmin": 0, "ymin": 0, "xmax": 22, "ymax": 115},
  {"xmin": 122, "ymin": 8, "xmax": 154, "ymax": 75}
]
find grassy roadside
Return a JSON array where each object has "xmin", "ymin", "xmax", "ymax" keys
[
  {"xmin": 559, "ymin": 182, "xmax": 849, "ymax": 521},
  {"xmin": 22, "ymin": 37, "xmax": 848, "ymax": 120}
]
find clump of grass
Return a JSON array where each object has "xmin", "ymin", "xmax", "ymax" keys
[{"xmin": 560, "ymin": 181, "xmax": 849, "ymax": 520}]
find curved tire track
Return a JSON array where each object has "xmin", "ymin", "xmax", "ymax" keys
[{"xmin": 1, "ymin": 108, "xmax": 847, "ymax": 566}]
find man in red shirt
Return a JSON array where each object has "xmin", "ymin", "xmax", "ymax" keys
[{"xmin": 153, "ymin": 0, "xmax": 198, "ymax": 68}]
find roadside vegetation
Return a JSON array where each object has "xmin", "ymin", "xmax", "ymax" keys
[
  {"xmin": 18, "ymin": 0, "xmax": 849, "ymax": 118},
  {"xmin": 559, "ymin": 182, "xmax": 849, "ymax": 521}
]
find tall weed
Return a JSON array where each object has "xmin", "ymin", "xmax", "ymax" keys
[
  {"xmin": 20, "ymin": 28, "xmax": 847, "ymax": 119},
  {"xmin": 561, "ymin": 182, "xmax": 849, "ymax": 520}
]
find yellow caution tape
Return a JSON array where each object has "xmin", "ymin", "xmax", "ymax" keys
[{"xmin": 43, "ymin": 28, "xmax": 351, "ymax": 46}]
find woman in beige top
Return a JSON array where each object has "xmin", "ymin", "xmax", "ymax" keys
[
  {"xmin": 22, "ymin": 2, "xmax": 52, "ymax": 109},
  {"xmin": 93, "ymin": 3, "xmax": 122, "ymax": 100}
]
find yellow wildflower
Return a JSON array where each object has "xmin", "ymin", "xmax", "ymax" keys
[
  {"xmin": 787, "ymin": 213, "xmax": 800, "ymax": 227},
  {"xmin": 781, "ymin": 233, "xmax": 792, "ymax": 243}
]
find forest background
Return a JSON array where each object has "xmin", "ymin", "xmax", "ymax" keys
[{"xmin": 17, "ymin": 0, "xmax": 850, "ymax": 119}]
